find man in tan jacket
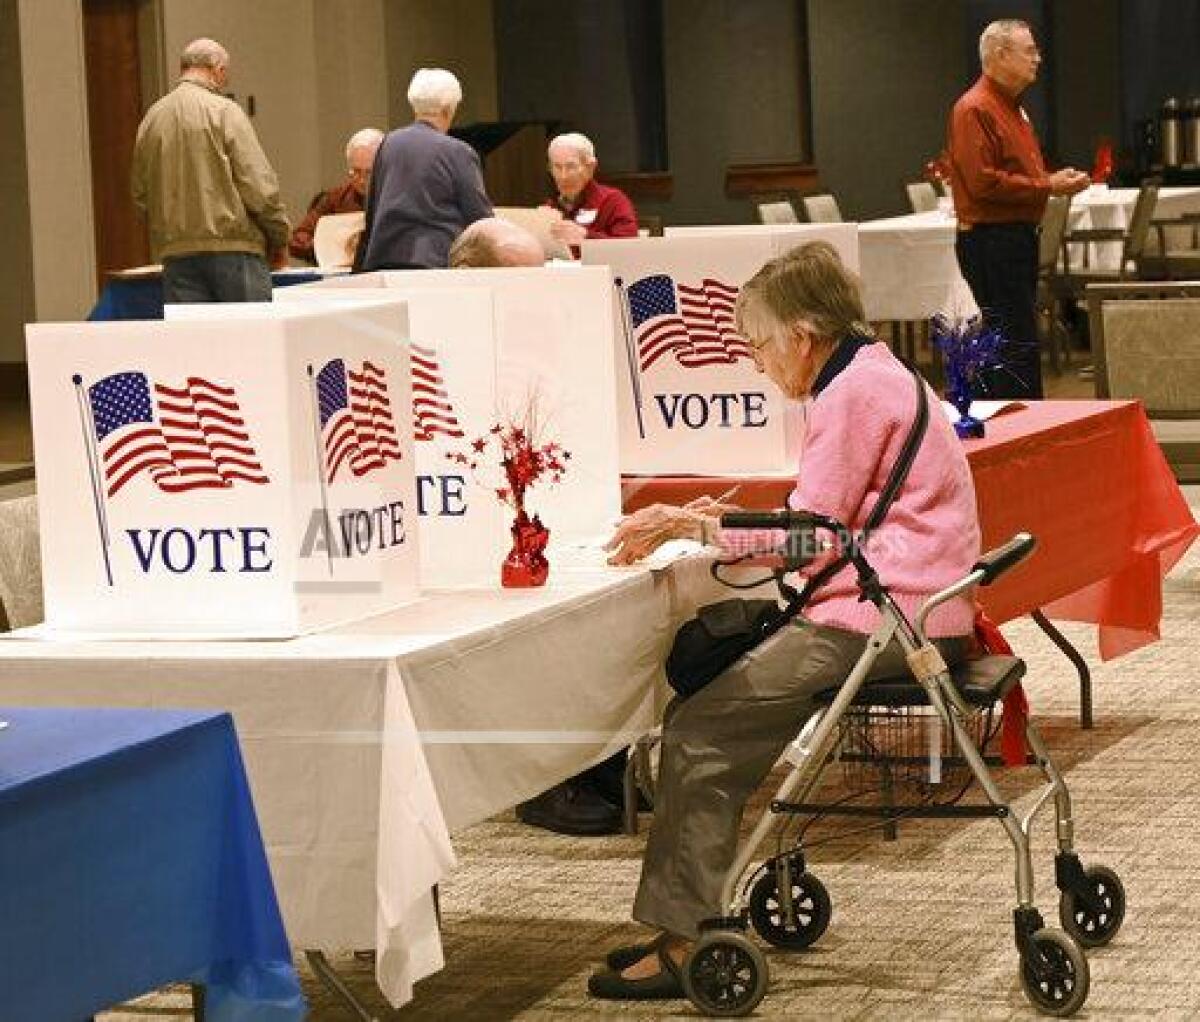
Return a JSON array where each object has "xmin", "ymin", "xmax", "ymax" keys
[{"xmin": 132, "ymin": 38, "xmax": 290, "ymax": 303}]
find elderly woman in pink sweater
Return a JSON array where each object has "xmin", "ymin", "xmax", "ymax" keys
[{"xmin": 591, "ymin": 241, "xmax": 981, "ymax": 1001}]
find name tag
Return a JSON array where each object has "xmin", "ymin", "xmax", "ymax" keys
[{"xmin": 575, "ymin": 209, "xmax": 598, "ymax": 226}]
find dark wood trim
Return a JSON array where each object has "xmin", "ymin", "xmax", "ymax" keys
[
  {"xmin": 599, "ymin": 171, "xmax": 673, "ymax": 202},
  {"xmin": 724, "ymin": 163, "xmax": 820, "ymax": 198},
  {"xmin": 0, "ymin": 363, "xmax": 29, "ymax": 402},
  {"xmin": 795, "ymin": 0, "xmax": 813, "ymax": 162}
]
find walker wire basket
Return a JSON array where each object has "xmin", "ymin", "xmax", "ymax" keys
[{"xmin": 835, "ymin": 701, "xmax": 998, "ymax": 801}]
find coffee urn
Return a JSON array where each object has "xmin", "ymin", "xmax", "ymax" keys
[
  {"xmin": 1160, "ymin": 97, "xmax": 1183, "ymax": 168},
  {"xmin": 1186, "ymin": 97, "xmax": 1200, "ymax": 168}
]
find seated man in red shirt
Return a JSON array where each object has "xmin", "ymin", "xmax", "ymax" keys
[
  {"xmin": 288, "ymin": 127, "xmax": 384, "ymax": 264},
  {"xmin": 544, "ymin": 132, "xmax": 638, "ymax": 254}
]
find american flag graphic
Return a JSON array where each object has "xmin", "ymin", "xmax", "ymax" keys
[
  {"xmin": 626, "ymin": 274, "xmax": 754, "ymax": 371},
  {"xmin": 411, "ymin": 343, "xmax": 464, "ymax": 442},
  {"xmin": 316, "ymin": 358, "xmax": 403, "ymax": 481},
  {"xmin": 87, "ymin": 371, "xmax": 269, "ymax": 497}
]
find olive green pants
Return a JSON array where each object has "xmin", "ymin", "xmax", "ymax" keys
[{"xmin": 633, "ymin": 618, "xmax": 967, "ymax": 939}]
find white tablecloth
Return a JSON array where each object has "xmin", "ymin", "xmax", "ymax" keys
[
  {"xmin": 1068, "ymin": 185, "xmax": 1200, "ymax": 271},
  {"xmin": 0, "ymin": 548, "xmax": 724, "ymax": 1007},
  {"xmin": 858, "ymin": 211, "xmax": 978, "ymax": 322}
]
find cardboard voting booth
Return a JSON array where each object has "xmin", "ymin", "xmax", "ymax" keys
[
  {"xmin": 26, "ymin": 302, "xmax": 419, "ymax": 636},
  {"xmin": 273, "ymin": 286, "xmax": 506, "ymax": 586},
  {"xmin": 581, "ymin": 226, "xmax": 857, "ymax": 476},
  {"xmin": 302, "ymin": 268, "xmax": 622, "ymax": 582}
]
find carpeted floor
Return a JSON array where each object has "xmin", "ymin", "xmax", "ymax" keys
[{"xmin": 100, "ymin": 487, "xmax": 1200, "ymax": 1021}]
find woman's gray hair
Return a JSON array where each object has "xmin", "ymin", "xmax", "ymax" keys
[
  {"xmin": 979, "ymin": 19, "xmax": 1030, "ymax": 65},
  {"xmin": 407, "ymin": 68, "xmax": 463, "ymax": 117},
  {"xmin": 734, "ymin": 240, "xmax": 870, "ymax": 348},
  {"xmin": 180, "ymin": 38, "xmax": 229, "ymax": 72}
]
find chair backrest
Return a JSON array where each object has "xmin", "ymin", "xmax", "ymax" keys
[
  {"xmin": 1099, "ymin": 298, "xmax": 1200, "ymax": 417},
  {"xmin": 1038, "ymin": 194, "xmax": 1072, "ymax": 275},
  {"xmin": 803, "ymin": 193, "xmax": 843, "ymax": 223},
  {"xmin": 756, "ymin": 200, "xmax": 798, "ymax": 225},
  {"xmin": 906, "ymin": 181, "xmax": 938, "ymax": 214},
  {"xmin": 638, "ymin": 213, "xmax": 664, "ymax": 237},
  {"xmin": 0, "ymin": 494, "xmax": 44, "ymax": 630},
  {"xmin": 1123, "ymin": 180, "xmax": 1161, "ymax": 266},
  {"xmin": 1085, "ymin": 281, "xmax": 1200, "ymax": 397}
]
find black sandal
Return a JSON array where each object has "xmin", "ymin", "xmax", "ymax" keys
[
  {"xmin": 604, "ymin": 932, "xmax": 665, "ymax": 971},
  {"xmin": 588, "ymin": 943, "xmax": 684, "ymax": 1001}
]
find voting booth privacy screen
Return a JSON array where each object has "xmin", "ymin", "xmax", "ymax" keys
[
  {"xmin": 27, "ymin": 303, "xmax": 419, "ymax": 636},
  {"xmin": 581, "ymin": 226, "xmax": 859, "ymax": 475},
  {"xmin": 277, "ymin": 286, "xmax": 507, "ymax": 586},
  {"xmin": 306, "ymin": 267, "xmax": 623, "ymax": 574}
]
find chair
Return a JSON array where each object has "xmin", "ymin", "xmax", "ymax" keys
[
  {"xmin": 0, "ymin": 494, "xmax": 44, "ymax": 630},
  {"xmin": 756, "ymin": 200, "xmax": 799, "ymax": 225},
  {"xmin": 802, "ymin": 193, "xmax": 843, "ymax": 223},
  {"xmin": 637, "ymin": 213, "xmax": 664, "ymax": 237},
  {"xmin": 1083, "ymin": 281, "xmax": 1200, "ymax": 396},
  {"xmin": 1087, "ymin": 285, "xmax": 1200, "ymax": 482},
  {"xmin": 1035, "ymin": 194, "xmax": 1074, "ymax": 372},
  {"xmin": 1143, "ymin": 213, "xmax": 1200, "ymax": 280},
  {"xmin": 1059, "ymin": 180, "xmax": 1161, "ymax": 285},
  {"xmin": 905, "ymin": 181, "xmax": 939, "ymax": 214}
]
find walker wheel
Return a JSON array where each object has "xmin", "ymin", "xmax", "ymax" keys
[
  {"xmin": 748, "ymin": 864, "xmax": 831, "ymax": 949},
  {"xmin": 1059, "ymin": 863, "xmax": 1125, "ymax": 948},
  {"xmin": 682, "ymin": 930, "xmax": 769, "ymax": 1018},
  {"xmin": 1019, "ymin": 928, "xmax": 1089, "ymax": 1017}
]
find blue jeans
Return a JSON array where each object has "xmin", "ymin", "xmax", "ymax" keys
[{"xmin": 163, "ymin": 252, "xmax": 272, "ymax": 304}]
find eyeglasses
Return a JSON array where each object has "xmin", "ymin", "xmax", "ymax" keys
[{"xmin": 745, "ymin": 332, "xmax": 777, "ymax": 353}]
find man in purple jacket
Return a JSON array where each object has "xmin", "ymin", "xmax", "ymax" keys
[{"xmin": 354, "ymin": 68, "xmax": 493, "ymax": 271}]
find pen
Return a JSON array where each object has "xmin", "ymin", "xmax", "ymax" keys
[{"xmin": 684, "ymin": 485, "xmax": 740, "ymax": 509}]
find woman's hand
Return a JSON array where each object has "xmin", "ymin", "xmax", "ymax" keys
[{"xmin": 604, "ymin": 503, "xmax": 707, "ymax": 566}]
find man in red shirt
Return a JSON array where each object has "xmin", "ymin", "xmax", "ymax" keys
[
  {"xmin": 288, "ymin": 128, "xmax": 383, "ymax": 264},
  {"xmin": 947, "ymin": 20, "xmax": 1088, "ymax": 398},
  {"xmin": 545, "ymin": 132, "xmax": 638, "ymax": 255}
]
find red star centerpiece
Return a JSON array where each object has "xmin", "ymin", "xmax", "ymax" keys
[{"xmin": 448, "ymin": 397, "xmax": 571, "ymax": 587}]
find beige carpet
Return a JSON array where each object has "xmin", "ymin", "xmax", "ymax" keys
[{"xmin": 99, "ymin": 489, "xmax": 1200, "ymax": 1021}]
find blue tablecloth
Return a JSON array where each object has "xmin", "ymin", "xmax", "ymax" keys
[
  {"xmin": 87, "ymin": 270, "xmax": 328, "ymax": 321},
  {"xmin": 0, "ymin": 707, "xmax": 305, "ymax": 1022}
]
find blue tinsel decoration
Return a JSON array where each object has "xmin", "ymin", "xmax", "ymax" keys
[{"xmin": 929, "ymin": 314, "xmax": 1007, "ymax": 438}]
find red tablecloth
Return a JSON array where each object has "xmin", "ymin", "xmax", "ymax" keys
[{"xmin": 622, "ymin": 400, "xmax": 1198, "ymax": 661}]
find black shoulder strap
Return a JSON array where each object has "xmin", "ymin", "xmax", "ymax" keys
[
  {"xmin": 865, "ymin": 364, "xmax": 930, "ymax": 532},
  {"xmin": 775, "ymin": 363, "xmax": 929, "ymax": 621}
]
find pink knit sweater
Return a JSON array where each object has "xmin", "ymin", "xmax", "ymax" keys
[{"xmin": 720, "ymin": 343, "xmax": 981, "ymax": 638}]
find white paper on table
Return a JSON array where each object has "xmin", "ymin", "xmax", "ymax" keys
[
  {"xmin": 494, "ymin": 206, "xmax": 572, "ymax": 260},
  {"xmin": 941, "ymin": 399, "xmax": 1026, "ymax": 423},
  {"xmin": 314, "ymin": 211, "xmax": 365, "ymax": 269}
]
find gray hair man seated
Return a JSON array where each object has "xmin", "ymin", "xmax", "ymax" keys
[
  {"xmin": 289, "ymin": 127, "xmax": 384, "ymax": 264},
  {"xmin": 449, "ymin": 217, "xmax": 545, "ymax": 268}
]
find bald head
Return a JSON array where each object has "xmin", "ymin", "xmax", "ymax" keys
[{"xmin": 449, "ymin": 218, "xmax": 545, "ymax": 268}]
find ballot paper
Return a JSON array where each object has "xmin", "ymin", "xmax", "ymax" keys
[
  {"xmin": 940, "ymin": 399, "xmax": 1026, "ymax": 423},
  {"xmin": 313, "ymin": 211, "xmax": 366, "ymax": 269},
  {"xmin": 494, "ymin": 206, "xmax": 572, "ymax": 261}
]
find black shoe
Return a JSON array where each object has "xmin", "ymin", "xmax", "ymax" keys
[
  {"xmin": 579, "ymin": 752, "xmax": 652, "ymax": 812},
  {"xmin": 516, "ymin": 781, "xmax": 622, "ymax": 836},
  {"xmin": 588, "ymin": 945, "xmax": 685, "ymax": 1001},
  {"xmin": 605, "ymin": 933, "xmax": 665, "ymax": 971}
]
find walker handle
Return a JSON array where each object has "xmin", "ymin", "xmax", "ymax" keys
[
  {"xmin": 973, "ymin": 532, "xmax": 1037, "ymax": 587},
  {"xmin": 720, "ymin": 510, "xmax": 817, "ymax": 531}
]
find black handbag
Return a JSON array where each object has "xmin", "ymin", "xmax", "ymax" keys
[
  {"xmin": 664, "ymin": 364, "xmax": 930, "ymax": 698},
  {"xmin": 665, "ymin": 598, "xmax": 783, "ymax": 698}
]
